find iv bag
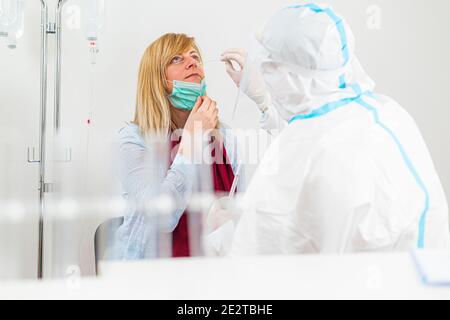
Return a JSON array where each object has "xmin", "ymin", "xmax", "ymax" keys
[
  {"xmin": 0, "ymin": 0, "xmax": 14, "ymax": 37},
  {"xmin": 0, "ymin": 0, "xmax": 25, "ymax": 49},
  {"xmin": 81, "ymin": 0, "xmax": 104, "ymax": 42}
]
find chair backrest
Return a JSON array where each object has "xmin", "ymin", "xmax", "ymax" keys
[{"xmin": 94, "ymin": 217, "xmax": 124, "ymax": 275}]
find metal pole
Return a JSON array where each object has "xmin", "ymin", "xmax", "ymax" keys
[
  {"xmin": 55, "ymin": 0, "xmax": 68, "ymax": 133},
  {"xmin": 38, "ymin": 0, "xmax": 48, "ymax": 280},
  {"xmin": 36, "ymin": 0, "xmax": 68, "ymax": 279}
]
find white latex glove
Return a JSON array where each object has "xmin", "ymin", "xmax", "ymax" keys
[
  {"xmin": 206, "ymin": 196, "xmax": 243, "ymax": 256},
  {"xmin": 206, "ymin": 197, "xmax": 235, "ymax": 233},
  {"xmin": 220, "ymin": 48, "xmax": 271, "ymax": 113}
]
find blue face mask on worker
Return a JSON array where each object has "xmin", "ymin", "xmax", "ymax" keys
[{"xmin": 168, "ymin": 79, "xmax": 207, "ymax": 111}]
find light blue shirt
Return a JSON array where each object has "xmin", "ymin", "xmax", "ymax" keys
[{"xmin": 106, "ymin": 123, "xmax": 243, "ymax": 260}]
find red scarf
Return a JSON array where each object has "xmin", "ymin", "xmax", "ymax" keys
[{"xmin": 170, "ymin": 137, "xmax": 235, "ymax": 257}]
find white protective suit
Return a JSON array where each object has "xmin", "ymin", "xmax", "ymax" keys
[{"xmin": 230, "ymin": 4, "xmax": 450, "ymax": 255}]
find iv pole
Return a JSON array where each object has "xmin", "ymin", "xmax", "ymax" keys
[
  {"xmin": 37, "ymin": 0, "xmax": 97, "ymax": 279},
  {"xmin": 36, "ymin": 0, "xmax": 68, "ymax": 280},
  {"xmin": 55, "ymin": 0, "xmax": 68, "ymax": 133},
  {"xmin": 37, "ymin": 0, "xmax": 48, "ymax": 280}
]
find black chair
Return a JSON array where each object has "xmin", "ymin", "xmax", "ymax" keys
[{"xmin": 94, "ymin": 217, "xmax": 124, "ymax": 275}]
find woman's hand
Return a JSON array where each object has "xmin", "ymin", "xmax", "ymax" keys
[
  {"xmin": 178, "ymin": 97, "xmax": 219, "ymax": 159},
  {"xmin": 184, "ymin": 96, "xmax": 219, "ymax": 133}
]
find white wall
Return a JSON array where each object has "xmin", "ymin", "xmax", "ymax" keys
[{"xmin": 1, "ymin": 0, "xmax": 449, "ymax": 279}]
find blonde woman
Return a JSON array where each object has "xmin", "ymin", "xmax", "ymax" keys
[{"xmin": 109, "ymin": 33, "xmax": 244, "ymax": 260}]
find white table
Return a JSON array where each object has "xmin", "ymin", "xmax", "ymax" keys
[{"xmin": 0, "ymin": 252, "xmax": 449, "ymax": 299}]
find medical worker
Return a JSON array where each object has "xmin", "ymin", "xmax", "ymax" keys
[{"xmin": 221, "ymin": 4, "xmax": 450, "ymax": 254}]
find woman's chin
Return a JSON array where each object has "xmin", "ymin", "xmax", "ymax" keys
[{"xmin": 184, "ymin": 76, "xmax": 203, "ymax": 83}]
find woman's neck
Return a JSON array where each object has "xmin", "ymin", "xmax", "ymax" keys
[{"xmin": 171, "ymin": 107, "xmax": 191, "ymax": 129}]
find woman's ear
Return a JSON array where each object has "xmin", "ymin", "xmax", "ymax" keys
[{"xmin": 164, "ymin": 77, "xmax": 173, "ymax": 94}]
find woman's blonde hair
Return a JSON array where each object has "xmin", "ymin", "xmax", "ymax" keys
[{"xmin": 133, "ymin": 33, "xmax": 202, "ymax": 138}]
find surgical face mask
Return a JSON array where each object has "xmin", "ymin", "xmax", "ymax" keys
[{"xmin": 168, "ymin": 79, "xmax": 207, "ymax": 111}]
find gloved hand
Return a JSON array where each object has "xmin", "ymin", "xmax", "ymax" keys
[{"xmin": 220, "ymin": 48, "xmax": 271, "ymax": 113}]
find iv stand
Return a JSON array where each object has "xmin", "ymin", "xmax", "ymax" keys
[
  {"xmin": 37, "ymin": 0, "xmax": 48, "ymax": 280},
  {"xmin": 55, "ymin": 0, "xmax": 68, "ymax": 133},
  {"xmin": 36, "ymin": 0, "xmax": 68, "ymax": 280}
]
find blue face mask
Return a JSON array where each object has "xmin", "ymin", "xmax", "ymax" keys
[{"xmin": 168, "ymin": 79, "xmax": 207, "ymax": 111}]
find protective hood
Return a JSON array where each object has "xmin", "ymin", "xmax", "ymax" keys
[{"xmin": 245, "ymin": 3, "xmax": 375, "ymax": 121}]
